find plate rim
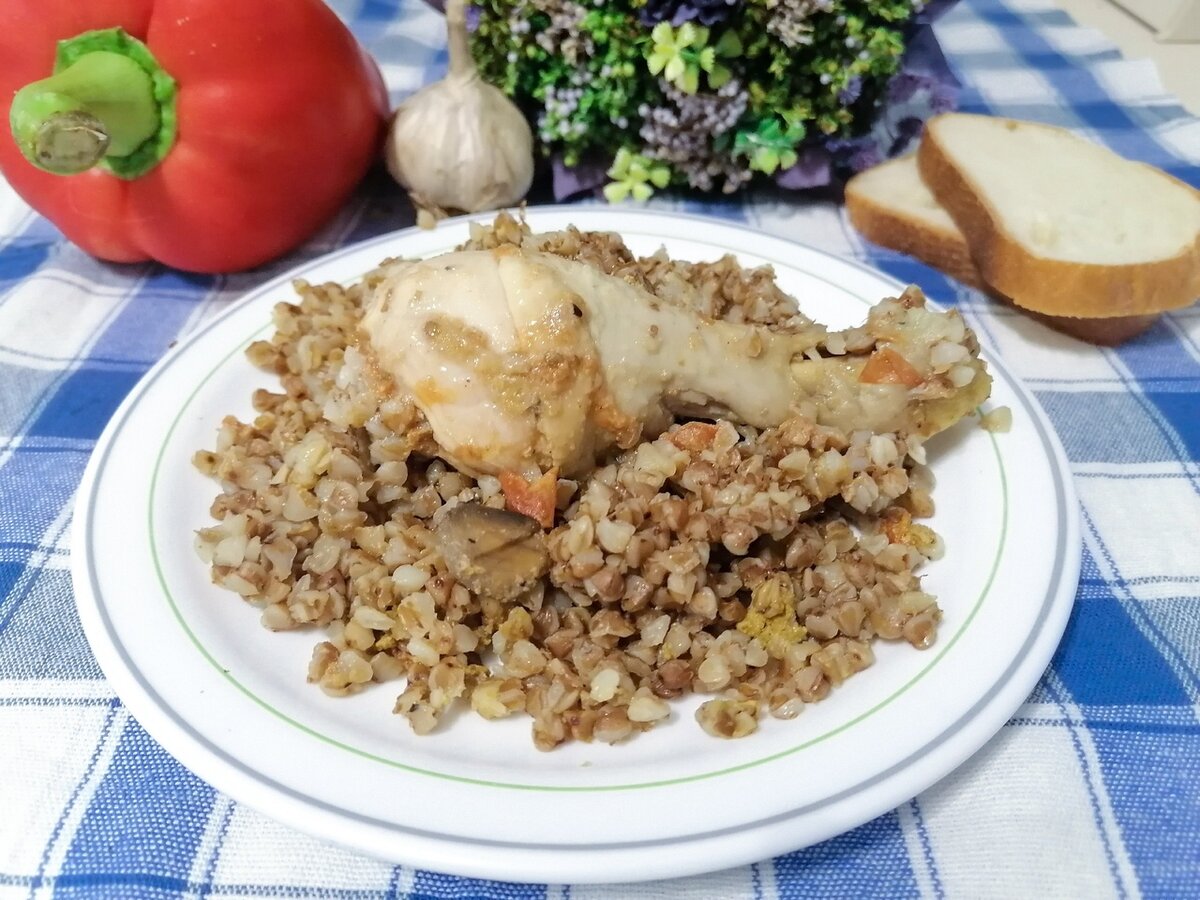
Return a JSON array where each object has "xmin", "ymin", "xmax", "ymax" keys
[
  {"xmin": 71, "ymin": 206, "xmax": 1081, "ymax": 882},
  {"xmin": 144, "ymin": 263, "xmax": 1012, "ymax": 794}
]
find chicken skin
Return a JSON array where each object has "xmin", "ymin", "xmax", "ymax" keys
[{"xmin": 360, "ymin": 245, "xmax": 990, "ymax": 477}]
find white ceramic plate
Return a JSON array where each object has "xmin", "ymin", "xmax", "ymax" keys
[{"xmin": 72, "ymin": 208, "xmax": 1080, "ymax": 884}]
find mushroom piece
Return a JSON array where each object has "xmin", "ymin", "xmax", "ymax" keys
[{"xmin": 434, "ymin": 502, "xmax": 550, "ymax": 600}]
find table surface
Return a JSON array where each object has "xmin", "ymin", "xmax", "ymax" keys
[
  {"xmin": 1054, "ymin": 0, "xmax": 1200, "ymax": 113},
  {"xmin": 1, "ymin": 1, "xmax": 1199, "ymax": 898}
]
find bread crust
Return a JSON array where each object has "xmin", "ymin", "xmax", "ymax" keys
[
  {"xmin": 846, "ymin": 151, "xmax": 1162, "ymax": 344},
  {"xmin": 844, "ymin": 177, "xmax": 985, "ymax": 289},
  {"xmin": 918, "ymin": 115, "xmax": 1200, "ymax": 319},
  {"xmin": 998, "ymin": 299, "xmax": 1159, "ymax": 345}
]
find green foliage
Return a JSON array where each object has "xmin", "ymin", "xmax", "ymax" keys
[
  {"xmin": 644, "ymin": 22, "xmax": 741, "ymax": 94},
  {"xmin": 604, "ymin": 148, "xmax": 672, "ymax": 201},
  {"xmin": 732, "ymin": 116, "xmax": 807, "ymax": 175},
  {"xmin": 469, "ymin": 0, "xmax": 923, "ymax": 191}
]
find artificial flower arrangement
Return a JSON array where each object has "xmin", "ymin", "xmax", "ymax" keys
[{"xmin": 455, "ymin": 0, "xmax": 960, "ymax": 201}]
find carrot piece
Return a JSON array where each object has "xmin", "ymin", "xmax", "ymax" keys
[
  {"xmin": 499, "ymin": 468, "xmax": 559, "ymax": 528},
  {"xmin": 881, "ymin": 507, "xmax": 912, "ymax": 544},
  {"xmin": 859, "ymin": 347, "xmax": 924, "ymax": 387},
  {"xmin": 669, "ymin": 421, "xmax": 720, "ymax": 452}
]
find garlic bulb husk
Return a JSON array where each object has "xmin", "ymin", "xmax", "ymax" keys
[{"xmin": 384, "ymin": 0, "xmax": 534, "ymax": 213}]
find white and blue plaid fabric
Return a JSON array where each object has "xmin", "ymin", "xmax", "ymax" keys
[{"xmin": 2, "ymin": 0, "xmax": 1198, "ymax": 897}]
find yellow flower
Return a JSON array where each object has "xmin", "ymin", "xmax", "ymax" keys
[{"xmin": 604, "ymin": 148, "xmax": 671, "ymax": 203}]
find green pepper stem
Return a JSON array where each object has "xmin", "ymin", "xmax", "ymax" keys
[{"xmin": 10, "ymin": 50, "xmax": 158, "ymax": 175}]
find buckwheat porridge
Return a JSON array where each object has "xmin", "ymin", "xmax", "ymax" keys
[{"xmin": 194, "ymin": 213, "xmax": 991, "ymax": 750}]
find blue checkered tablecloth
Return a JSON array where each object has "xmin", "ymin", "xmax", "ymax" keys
[{"xmin": 2, "ymin": 0, "xmax": 1198, "ymax": 897}]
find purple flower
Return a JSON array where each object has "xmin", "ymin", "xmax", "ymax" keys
[
  {"xmin": 886, "ymin": 72, "xmax": 923, "ymax": 106},
  {"xmin": 824, "ymin": 135, "xmax": 882, "ymax": 174},
  {"xmin": 859, "ymin": 19, "xmax": 962, "ymax": 160},
  {"xmin": 638, "ymin": 0, "xmax": 740, "ymax": 27},
  {"xmin": 775, "ymin": 146, "xmax": 833, "ymax": 189},
  {"xmin": 838, "ymin": 75, "xmax": 863, "ymax": 106},
  {"xmin": 884, "ymin": 69, "xmax": 958, "ymax": 123},
  {"xmin": 848, "ymin": 144, "xmax": 885, "ymax": 172}
]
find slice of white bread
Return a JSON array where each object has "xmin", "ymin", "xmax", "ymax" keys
[
  {"xmin": 918, "ymin": 113, "xmax": 1200, "ymax": 320},
  {"xmin": 845, "ymin": 155, "xmax": 984, "ymax": 289},
  {"xmin": 845, "ymin": 153, "xmax": 1163, "ymax": 344}
]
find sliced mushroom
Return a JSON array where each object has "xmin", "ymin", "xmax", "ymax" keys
[{"xmin": 434, "ymin": 502, "xmax": 550, "ymax": 600}]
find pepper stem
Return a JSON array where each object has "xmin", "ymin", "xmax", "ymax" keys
[
  {"xmin": 9, "ymin": 28, "xmax": 177, "ymax": 179},
  {"xmin": 445, "ymin": 0, "xmax": 477, "ymax": 80},
  {"xmin": 26, "ymin": 106, "xmax": 111, "ymax": 175},
  {"xmin": 10, "ymin": 50, "xmax": 158, "ymax": 175}
]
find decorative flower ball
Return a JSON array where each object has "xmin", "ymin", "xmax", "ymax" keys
[{"xmin": 462, "ymin": 0, "xmax": 960, "ymax": 200}]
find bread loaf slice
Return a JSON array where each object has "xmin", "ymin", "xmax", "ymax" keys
[
  {"xmin": 845, "ymin": 152, "xmax": 1162, "ymax": 344},
  {"xmin": 845, "ymin": 155, "xmax": 984, "ymax": 289},
  {"xmin": 917, "ymin": 113, "xmax": 1200, "ymax": 320}
]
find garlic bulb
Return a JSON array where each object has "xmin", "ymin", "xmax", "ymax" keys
[{"xmin": 384, "ymin": 0, "xmax": 534, "ymax": 213}]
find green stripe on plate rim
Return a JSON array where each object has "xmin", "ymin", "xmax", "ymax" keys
[{"xmin": 147, "ymin": 238, "xmax": 1009, "ymax": 793}]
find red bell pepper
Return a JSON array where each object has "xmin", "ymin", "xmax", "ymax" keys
[{"xmin": 0, "ymin": 1, "xmax": 389, "ymax": 273}]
